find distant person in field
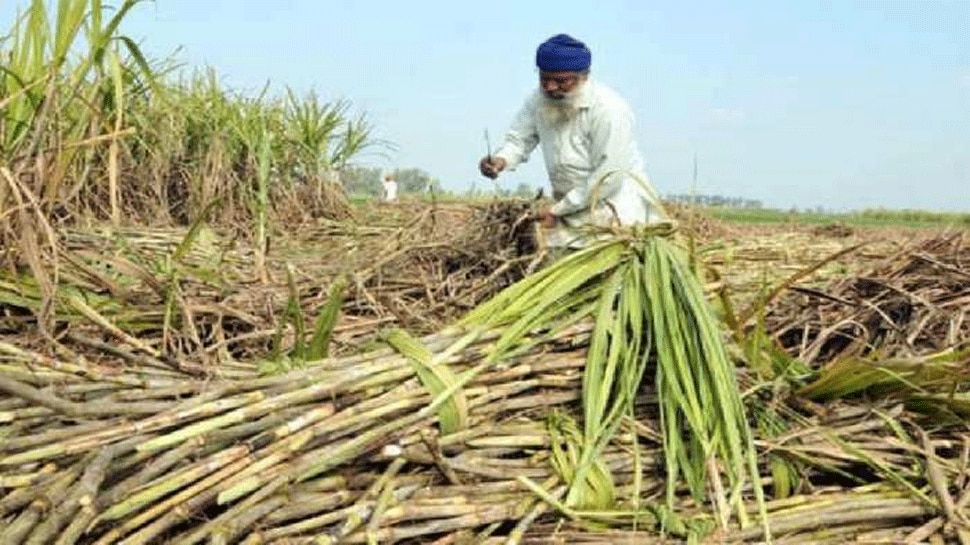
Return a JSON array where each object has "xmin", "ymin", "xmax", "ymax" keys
[
  {"xmin": 382, "ymin": 172, "xmax": 398, "ymax": 202},
  {"xmin": 479, "ymin": 34, "xmax": 666, "ymax": 248}
]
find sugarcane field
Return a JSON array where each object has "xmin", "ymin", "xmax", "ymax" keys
[{"xmin": 2, "ymin": 1, "xmax": 970, "ymax": 544}]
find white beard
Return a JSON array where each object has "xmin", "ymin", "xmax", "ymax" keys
[{"xmin": 538, "ymin": 84, "xmax": 584, "ymax": 127}]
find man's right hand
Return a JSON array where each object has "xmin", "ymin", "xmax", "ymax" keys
[{"xmin": 479, "ymin": 156, "xmax": 507, "ymax": 179}]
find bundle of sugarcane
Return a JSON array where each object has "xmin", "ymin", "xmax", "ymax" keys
[
  {"xmin": 4, "ymin": 339, "xmax": 963, "ymax": 544},
  {"xmin": 457, "ymin": 221, "xmax": 767, "ymax": 529},
  {"xmin": 0, "ymin": 320, "xmax": 602, "ymax": 544},
  {"xmin": 504, "ymin": 484, "xmax": 937, "ymax": 545},
  {"xmin": 0, "ymin": 333, "xmax": 965, "ymax": 542}
]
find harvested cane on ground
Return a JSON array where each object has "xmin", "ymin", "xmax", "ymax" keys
[{"xmin": 459, "ymin": 222, "xmax": 766, "ymax": 532}]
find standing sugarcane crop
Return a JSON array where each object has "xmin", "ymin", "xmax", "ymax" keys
[{"xmin": 478, "ymin": 33, "xmax": 667, "ymax": 249}]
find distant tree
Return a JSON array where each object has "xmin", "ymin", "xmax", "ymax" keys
[
  {"xmin": 392, "ymin": 168, "xmax": 441, "ymax": 194},
  {"xmin": 513, "ymin": 182, "xmax": 537, "ymax": 198},
  {"xmin": 341, "ymin": 166, "xmax": 444, "ymax": 197},
  {"xmin": 341, "ymin": 166, "xmax": 382, "ymax": 196},
  {"xmin": 391, "ymin": 168, "xmax": 423, "ymax": 193}
]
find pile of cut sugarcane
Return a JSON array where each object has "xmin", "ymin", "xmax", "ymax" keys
[
  {"xmin": 2, "ymin": 228, "xmax": 969, "ymax": 543},
  {"xmin": 0, "ymin": 323, "xmax": 594, "ymax": 543},
  {"xmin": 0, "ymin": 200, "xmax": 541, "ymax": 372}
]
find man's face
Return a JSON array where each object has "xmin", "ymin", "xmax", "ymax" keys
[{"xmin": 539, "ymin": 71, "xmax": 585, "ymax": 100}]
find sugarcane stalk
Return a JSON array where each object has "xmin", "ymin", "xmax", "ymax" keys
[
  {"xmin": 217, "ymin": 423, "xmax": 333, "ymax": 506},
  {"xmin": 0, "ymin": 390, "xmax": 254, "ymax": 466},
  {"xmin": 0, "ymin": 463, "xmax": 56, "ymax": 487},
  {"xmin": 261, "ymin": 490, "xmax": 357, "ymax": 525},
  {"xmin": 375, "ymin": 501, "xmax": 511, "ymax": 525},
  {"xmin": 445, "ymin": 457, "xmax": 548, "ymax": 481},
  {"xmin": 106, "ymin": 382, "xmax": 212, "ymax": 401},
  {"xmin": 0, "ymin": 365, "xmax": 60, "ymax": 387},
  {"xmin": 208, "ymin": 496, "xmax": 289, "ymax": 545},
  {"xmin": 0, "ymin": 476, "xmax": 56, "ymax": 518},
  {"xmin": 25, "ymin": 444, "xmax": 116, "ymax": 544},
  {"xmin": 335, "ymin": 457, "xmax": 407, "ymax": 540},
  {"xmin": 137, "ymin": 366, "xmax": 417, "ymax": 454},
  {"xmin": 0, "ymin": 343, "xmax": 165, "ymax": 388},
  {"xmin": 98, "ymin": 444, "xmax": 253, "ymax": 523},
  {"xmin": 0, "ymin": 457, "xmax": 85, "ymax": 545},
  {"xmin": 905, "ymin": 517, "xmax": 946, "ymax": 543},
  {"xmin": 63, "ymin": 292, "xmax": 162, "ymax": 357},
  {"xmin": 0, "ymin": 406, "xmax": 55, "ymax": 425},
  {"xmin": 421, "ymin": 429, "xmax": 463, "ymax": 485},
  {"xmin": 341, "ymin": 505, "xmax": 518, "ymax": 544},
  {"xmin": 92, "ymin": 448, "xmax": 256, "ymax": 544},
  {"xmin": 364, "ymin": 474, "xmax": 400, "ymax": 542},
  {"xmin": 732, "ymin": 497, "xmax": 936, "ymax": 540},
  {"xmin": 19, "ymin": 381, "xmax": 123, "ymax": 399},
  {"xmin": 921, "ymin": 429, "xmax": 960, "ymax": 525},
  {"xmin": 99, "ymin": 437, "xmax": 205, "ymax": 505},
  {"xmin": 0, "ymin": 374, "xmax": 170, "ymax": 418},
  {"xmin": 216, "ymin": 394, "xmax": 429, "ymax": 504},
  {"xmin": 99, "ymin": 403, "xmax": 337, "ymax": 542},
  {"xmin": 198, "ymin": 382, "xmax": 506, "ymax": 543},
  {"xmin": 54, "ymin": 501, "xmax": 100, "ymax": 545},
  {"xmin": 412, "ymin": 480, "xmax": 526, "ymax": 501},
  {"xmin": 261, "ymin": 485, "xmax": 424, "ymax": 540},
  {"xmin": 505, "ymin": 486, "xmax": 566, "ymax": 545},
  {"xmin": 172, "ymin": 471, "xmax": 304, "ymax": 545},
  {"xmin": 66, "ymin": 331, "xmax": 195, "ymax": 375}
]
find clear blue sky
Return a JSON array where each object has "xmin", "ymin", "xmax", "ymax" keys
[{"xmin": 5, "ymin": 1, "xmax": 969, "ymax": 211}]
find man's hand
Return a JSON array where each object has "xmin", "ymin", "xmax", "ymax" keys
[
  {"xmin": 479, "ymin": 156, "xmax": 507, "ymax": 179},
  {"xmin": 536, "ymin": 207, "xmax": 557, "ymax": 228}
]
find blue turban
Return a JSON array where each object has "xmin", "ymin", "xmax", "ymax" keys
[{"xmin": 535, "ymin": 34, "xmax": 591, "ymax": 72}]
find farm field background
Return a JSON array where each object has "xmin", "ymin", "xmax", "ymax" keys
[
  {"xmin": 3, "ymin": 193, "xmax": 967, "ymax": 543},
  {"xmin": 1, "ymin": 1, "xmax": 969, "ymax": 544}
]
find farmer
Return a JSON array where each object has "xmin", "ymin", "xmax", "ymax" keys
[
  {"xmin": 382, "ymin": 172, "xmax": 398, "ymax": 202},
  {"xmin": 479, "ymin": 34, "xmax": 666, "ymax": 248}
]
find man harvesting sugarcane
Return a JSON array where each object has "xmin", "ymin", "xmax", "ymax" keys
[{"xmin": 479, "ymin": 34, "xmax": 667, "ymax": 248}]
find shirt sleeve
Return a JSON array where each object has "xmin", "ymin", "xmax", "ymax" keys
[
  {"xmin": 550, "ymin": 99, "xmax": 637, "ymax": 217},
  {"xmin": 494, "ymin": 96, "xmax": 540, "ymax": 170}
]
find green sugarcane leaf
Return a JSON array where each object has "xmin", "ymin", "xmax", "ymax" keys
[{"xmin": 382, "ymin": 329, "xmax": 468, "ymax": 435}]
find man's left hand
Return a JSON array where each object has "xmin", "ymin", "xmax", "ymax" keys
[{"xmin": 536, "ymin": 208, "xmax": 557, "ymax": 228}]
